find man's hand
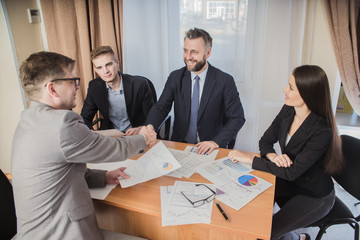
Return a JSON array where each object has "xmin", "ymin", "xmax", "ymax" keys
[
  {"xmin": 139, "ymin": 124, "xmax": 157, "ymax": 147},
  {"xmin": 195, "ymin": 141, "xmax": 219, "ymax": 155},
  {"xmin": 125, "ymin": 127, "xmax": 141, "ymax": 136},
  {"xmin": 105, "ymin": 167, "xmax": 129, "ymax": 185}
]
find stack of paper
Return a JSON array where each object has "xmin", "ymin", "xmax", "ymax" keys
[
  {"xmin": 160, "ymin": 181, "xmax": 215, "ymax": 226},
  {"xmin": 119, "ymin": 141, "xmax": 182, "ymax": 188},
  {"xmin": 196, "ymin": 157, "xmax": 272, "ymax": 210},
  {"xmin": 87, "ymin": 141, "xmax": 182, "ymax": 199},
  {"xmin": 166, "ymin": 147, "xmax": 219, "ymax": 178}
]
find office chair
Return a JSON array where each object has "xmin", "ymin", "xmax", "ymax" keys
[
  {"xmin": 144, "ymin": 77, "xmax": 171, "ymax": 140},
  {"xmin": 307, "ymin": 135, "xmax": 360, "ymax": 240},
  {"xmin": 0, "ymin": 169, "xmax": 17, "ymax": 240},
  {"xmin": 228, "ymin": 137, "xmax": 236, "ymax": 149}
]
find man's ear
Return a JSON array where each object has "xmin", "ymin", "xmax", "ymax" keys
[
  {"xmin": 206, "ymin": 47, "xmax": 212, "ymax": 59},
  {"xmin": 46, "ymin": 82, "xmax": 59, "ymax": 98}
]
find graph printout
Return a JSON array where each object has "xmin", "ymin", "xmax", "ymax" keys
[
  {"xmin": 196, "ymin": 157, "xmax": 272, "ymax": 210},
  {"xmin": 184, "ymin": 146, "xmax": 219, "ymax": 158},
  {"xmin": 215, "ymin": 174, "xmax": 272, "ymax": 210},
  {"xmin": 161, "ymin": 181, "xmax": 214, "ymax": 226},
  {"xmin": 119, "ymin": 141, "xmax": 181, "ymax": 188},
  {"xmin": 166, "ymin": 148, "xmax": 218, "ymax": 179},
  {"xmin": 195, "ymin": 157, "xmax": 252, "ymax": 186}
]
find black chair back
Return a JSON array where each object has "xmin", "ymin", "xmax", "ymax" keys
[
  {"xmin": 143, "ymin": 77, "xmax": 171, "ymax": 140},
  {"xmin": 0, "ymin": 169, "xmax": 17, "ymax": 240},
  {"xmin": 143, "ymin": 77, "xmax": 157, "ymax": 103},
  {"xmin": 308, "ymin": 134, "xmax": 360, "ymax": 240},
  {"xmin": 333, "ymin": 135, "xmax": 360, "ymax": 201}
]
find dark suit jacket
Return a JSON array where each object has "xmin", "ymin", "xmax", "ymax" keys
[
  {"xmin": 84, "ymin": 169, "xmax": 106, "ymax": 188},
  {"xmin": 252, "ymin": 105, "xmax": 334, "ymax": 199},
  {"xmin": 81, "ymin": 72, "xmax": 154, "ymax": 130},
  {"xmin": 145, "ymin": 63, "xmax": 245, "ymax": 148}
]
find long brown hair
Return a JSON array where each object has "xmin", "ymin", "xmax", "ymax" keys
[{"xmin": 293, "ymin": 65, "xmax": 344, "ymax": 174}]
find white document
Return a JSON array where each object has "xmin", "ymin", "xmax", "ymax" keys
[
  {"xmin": 196, "ymin": 157, "xmax": 252, "ymax": 186},
  {"xmin": 196, "ymin": 157, "xmax": 272, "ymax": 210},
  {"xmin": 166, "ymin": 149, "xmax": 212, "ymax": 178},
  {"xmin": 215, "ymin": 173, "xmax": 272, "ymax": 210},
  {"xmin": 160, "ymin": 186, "xmax": 200, "ymax": 226},
  {"xmin": 161, "ymin": 181, "xmax": 214, "ymax": 226},
  {"xmin": 87, "ymin": 162, "xmax": 127, "ymax": 200},
  {"xmin": 165, "ymin": 149, "xmax": 191, "ymax": 178},
  {"xmin": 89, "ymin": 184, "xmax": 117, "ymax": 200},
  {"xmin": 119, "ymin": 141, "xmax": 181, "ymax": 188},
  {"xmin": 166, "ymin": 147, "xmax": 219, "ymax": 179},
  {"xmin": 184, "ymin": 146, "xmax": 219, "ymax": 159}
]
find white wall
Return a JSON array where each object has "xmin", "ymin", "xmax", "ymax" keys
[{"xmin": 0, "ymin": 2, "xmax": 24, "ymax": 173}]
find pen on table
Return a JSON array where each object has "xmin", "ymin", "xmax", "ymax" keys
[{"xmin": 215, "ymin": 201, "xmax": 230, "ymax": 222}]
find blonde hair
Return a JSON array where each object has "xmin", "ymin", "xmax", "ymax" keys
[{"xmin": 90, "ymin": 46, "xmax": 116, "ymax": 61}]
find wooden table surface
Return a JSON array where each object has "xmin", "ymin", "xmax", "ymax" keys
[{"xmin": 93, "ymin": 140, "xmax": 275, "ymax": 240}]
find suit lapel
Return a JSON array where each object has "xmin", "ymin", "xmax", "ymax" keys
[
  {"xmin": 279, "ymin": 112, "xmax": 294, "ymax": 152},
  {"xmin": 122, "ymin": 73, "xmax": 132, "ymax": 113},
  {"xmin": 285, "ymin": 112, "xmax": 317, "ymax": 152},
  {"xmin": 99, "ymin": 80, "xmax": 109, "ymax": 119},
  {"xmin": 183, "ymin": 70, "xmax": 192, "ymax": 122},
  {"xmin": 198, "ymin": 64, "xmax": 216, "ymax": 119}
]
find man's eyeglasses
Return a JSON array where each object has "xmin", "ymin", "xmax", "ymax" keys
[
  {"xmin": 47, "ymin": 77, "xmax": 80, "ymax": 87},
  {"xmin": 180, "ymin": 184, "xmax": 216, "ymax": 208}
]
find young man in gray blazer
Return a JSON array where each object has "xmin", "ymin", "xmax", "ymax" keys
[{"xmin": 11, "ymin": 51, "xmax": 156, "ymax": 239}]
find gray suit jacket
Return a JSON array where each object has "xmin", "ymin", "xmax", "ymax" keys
[{"xmin": 11, "ymin": 101, "xmax": 146, "ymax": 240}]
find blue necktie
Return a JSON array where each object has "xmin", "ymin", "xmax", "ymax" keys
[{"xmin": 186, "ymin": 76, "xmax": 200, "ymax": 144}]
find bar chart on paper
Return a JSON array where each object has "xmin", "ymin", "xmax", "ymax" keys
[{"xmin": 221, "ymin": 158, "xmax": 250, "ymax": 174}]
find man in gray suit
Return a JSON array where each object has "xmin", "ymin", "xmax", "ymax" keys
[{"xmin": 11, "ymin": 51, "xmax": 156, "ymax": 239}]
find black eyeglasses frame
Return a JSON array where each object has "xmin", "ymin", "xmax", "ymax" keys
[
  {"xmin": 180, "ymin": 183, "xmax": 216, "ymax": 208},
  {"xmin": 47, "ymin": 77, "xmax": 80, "ymax": 87}
]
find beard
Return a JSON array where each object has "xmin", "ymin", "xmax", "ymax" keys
[{"xmin": 184, "ymin": 55, "xmax": 207, "ymax": 72}]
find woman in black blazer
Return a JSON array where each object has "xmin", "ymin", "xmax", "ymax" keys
[{"xmin": 228, "ymin": 65, "xmax": 344, "ymax": 240}]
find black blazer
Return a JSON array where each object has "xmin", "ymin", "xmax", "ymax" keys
[
  {"xmin": 252, "ymin": 105, "xmax": 334, "ymax": 198},
  {"xmin": 145, "ymin": 63, "xmax": 245, "ymax": 148},
  {"xmin": 81, "ymin": 72, "xmax": 154, "ymax": 130}
]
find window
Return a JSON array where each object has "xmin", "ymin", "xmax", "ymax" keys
[{"xmin": 180, "ymin": 0, "xmax": 248, "ymax": 82}]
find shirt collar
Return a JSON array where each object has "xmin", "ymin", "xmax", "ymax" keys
[
  {"xmin": 105, "ymin": 74, "xmax": 123, "ymax": 92},
  {"xmin": 191, "ymin": 64, "xmax": 208, "ymax": 81}
]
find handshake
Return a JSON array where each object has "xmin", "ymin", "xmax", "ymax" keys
[{"xmin": 127, "ymin": 125, "xmax": 157, "ymax": 147}]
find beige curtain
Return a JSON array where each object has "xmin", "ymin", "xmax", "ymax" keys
[
  {"xmin": 40, "ymin": 0, "xmax": 123, "ymax": 114},
  {"xmin": 323, "ymin": 0, "xmax": 360, "ymax": 115}
]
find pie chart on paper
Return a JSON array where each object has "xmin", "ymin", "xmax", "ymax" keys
[
  {"xmin": 238, "ymin": 175, "xmax": 258, "ymax": 186},
  {"xmin": 162, "ymin": 162, "xmax": 173, "ymax": 170}
]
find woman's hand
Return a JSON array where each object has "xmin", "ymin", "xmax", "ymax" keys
[
  {"xmin": 268, "ymin": 154, "xmax": 293, "ymax": 168},
  {"xmin": 228, "ymin": 150, "xmax": 253, "ymax": 164}
]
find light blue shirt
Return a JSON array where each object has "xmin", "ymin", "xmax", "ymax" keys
[{"xmin": 106, "ymin": 78, "xmax": 132, "ymax": 132}]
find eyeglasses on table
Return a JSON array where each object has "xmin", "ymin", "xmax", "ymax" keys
[{"xmin": 180, "ymin": 183, "xmax": 216, "ymax": 208}]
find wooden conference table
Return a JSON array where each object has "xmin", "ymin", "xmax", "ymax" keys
[{"xmin": 93, "ymin": 140, "xmax": 276, "ymax": 240}]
